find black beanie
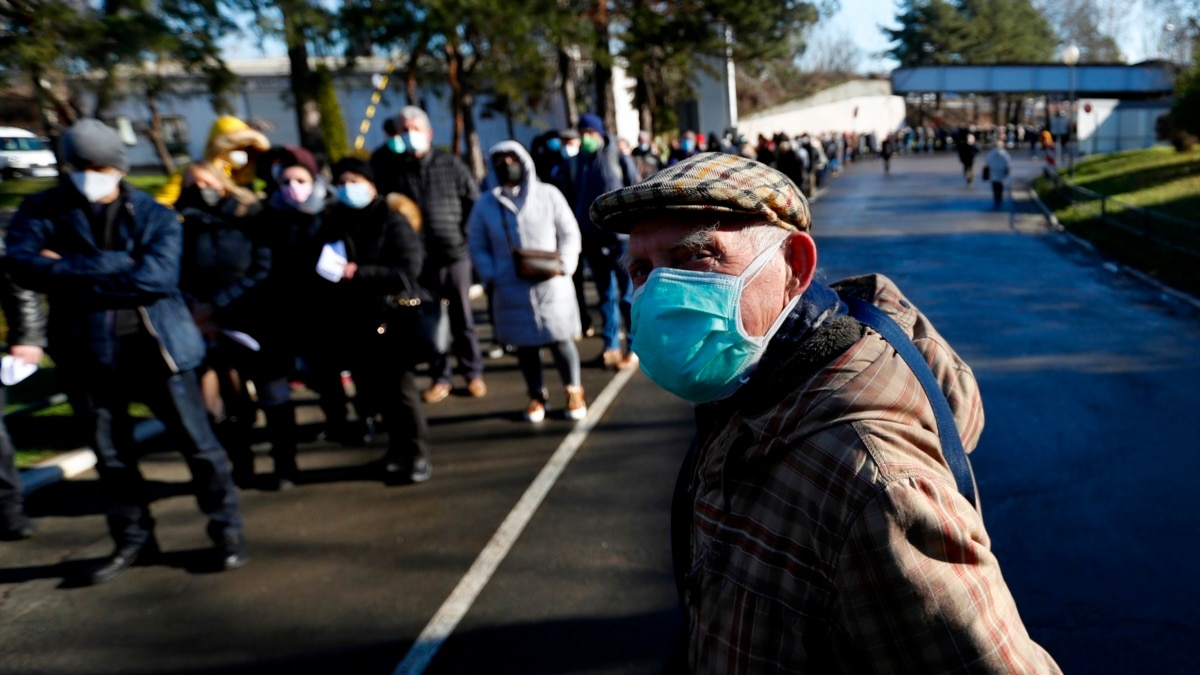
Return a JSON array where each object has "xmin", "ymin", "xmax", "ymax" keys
[{"xmin": 331, "ymin": 157, "xmax": 375, "ymax": 184}]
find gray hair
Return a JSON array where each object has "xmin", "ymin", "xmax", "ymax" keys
[{"xmin": 398, "ymin": 106, "xmax": 431, "ymax": 131}]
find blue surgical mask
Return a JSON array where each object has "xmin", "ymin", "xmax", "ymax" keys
[
  {"xmin": 388, "ymin": 135, "xmax": 407, "ymax": 154},
  {"xmin": 630, "ymin": 242, "xmax": 798, "ymax": 403},
  {"xmin": 546, "ymin": 138, "xmax": 562, "ymax": 152},
  {"xmin": 337, "ymin": 182, "xmax": 373, "ymax": 209},
  {"xmin": 680, "ymin": 139, "xmax": 695, "ymax": 153}
]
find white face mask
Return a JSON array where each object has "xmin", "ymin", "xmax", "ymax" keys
[
  {"xmin": 403, "ymin": 131, "xmax": 430, "ymax": 155},
  {"xmin": 228, "ymin": 150, "xmax": 249, "ymax": 168},
  {"xmin": 70, "ymin": 170, "xmax": 122, "ymax": 203}
]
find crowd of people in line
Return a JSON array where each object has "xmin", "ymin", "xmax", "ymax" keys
[
  {"xmin": 0, "ymin": 110, "xmax": 1044, "ymax": 580},
  {"xmin": 0, "ymin": 108, "xmax": 1067, "ymax": 674}
]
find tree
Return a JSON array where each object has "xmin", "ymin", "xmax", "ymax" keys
[
  {"xmin": 0, "ymin": 0, "xmax": 89, "ymax": 137},
  {"xmin": 1170, "ymin": 41, "xmax": 1200, "ymax": 143},
  {"xmin": 884, "ymin": 0, "xmax": 972, "ymax": 66},
  {"xmin": 1034, "ymin": 0, "xmax": 1126, "ymax": 62},
  {"xmin": 619, "ymin": 0, "xmax": 824, "ymax": 135}
]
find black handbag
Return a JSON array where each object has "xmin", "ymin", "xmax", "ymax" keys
[
  {"xmin": 381, "ymin": 275, "xmax": 451, "ymax": 365},
  {"xmin": 501, "ymin": 202, "xmax": 562, "ymax": 282}
]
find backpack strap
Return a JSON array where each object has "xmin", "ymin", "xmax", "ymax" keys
[{"xmin": 843, "ymin": 295, "xmax": 979, "ymax": 509}]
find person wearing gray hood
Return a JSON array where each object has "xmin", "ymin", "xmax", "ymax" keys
[{"xmin": 467, "ymin": 141, "xmax": 585, "ymax": 423}]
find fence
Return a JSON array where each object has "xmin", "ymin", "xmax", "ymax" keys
[{"xmin": 1043, "ymin": 170, "xmax": 1200, "ymax": 260}]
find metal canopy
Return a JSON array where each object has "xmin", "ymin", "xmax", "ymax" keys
[{"xmin": 891, "ymin": 62, "xmax": 1177, "ymax": 99}]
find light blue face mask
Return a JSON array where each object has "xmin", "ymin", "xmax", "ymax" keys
[
  {"xmin": 337, "ymin": 182, "xmax": 373, "ymax": 209},
  {"xmin": 631, "ymin": 241, "xmax": 799, "ymax": 403},
  {"xmin": 388, "ymin": 135, "xmax": 407, "ymax": 154}
]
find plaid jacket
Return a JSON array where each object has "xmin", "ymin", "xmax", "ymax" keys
[{"xmin": 681, "ymin": 274, "xmax": 1059, "ymax": 674}]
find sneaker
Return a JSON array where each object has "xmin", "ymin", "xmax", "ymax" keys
[
  {"xmin": 565, "ymin": 386, "xmax": 587, "ymax": 421},
  {"xmin": 524, "ymin": 399, "xmax": 546, "ymax": 423},
  {"xmin": 601, "ymin": 349, "xmax": 622, "ymax": 368},
  {"xmin": 467, "ymin": 378, "xmax": 488, "ymax": 398},
  {"xmin": 616, "ymin": 352, "xmax": 639, "ymax": 371},
  {"xmin": 422, "ymin": 382, "xmax": 452, "ymax": 403}
]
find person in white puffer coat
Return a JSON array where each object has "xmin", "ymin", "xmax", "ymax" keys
[
  {"xmin": 467, "ymin": 140, "xmax": 586, "ymax": 423},
  {"xmin": 984, "ymin": 139, "xmax": 1012, "ymax": 209}
]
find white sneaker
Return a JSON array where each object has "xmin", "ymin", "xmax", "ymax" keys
[
  {"xmin": 524, "ymin": 400, "xmax": 546, "ymax": 423},
  {"xmin": 565, "ymin": 386, "xmax": 587, "ymax": 421}
]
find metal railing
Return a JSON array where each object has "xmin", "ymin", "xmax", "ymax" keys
[{"xmin": 1043, "ymin": 170, "xmax": 1200, "ymax": 260}]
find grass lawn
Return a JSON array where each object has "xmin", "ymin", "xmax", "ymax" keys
[
  {"xmin": 0, "ymin": 173, "xmax": 172, "ymax": 210},
  {"xmin": 1034, "ymin": 146, "xmax": 1200, "ymax": 297}
]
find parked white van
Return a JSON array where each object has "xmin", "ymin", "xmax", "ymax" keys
[{"xmin": 0, "ymin": 127, "xmax": 58, "ymax": 179}]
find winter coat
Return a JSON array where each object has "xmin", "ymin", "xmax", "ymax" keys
[
  {"xmin": 177, "ymin": 190, "xmax": 270, "ymax": 336},
  {"xmin": 5, "ymin": 182, "xmax": 205, "ymax": 372},
  {"xmin": 467, "ymin": 141, "xmax": 582, "ymax": 347},
  {"xmin": 984, "ymin": 147, "xmax": 1012, "ymax": 182},
  {"xmin": 313, "ymin": 195, "xmax": 424, "ymax": 337}
]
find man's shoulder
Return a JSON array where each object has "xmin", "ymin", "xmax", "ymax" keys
[{"xmin": 124, "ymin": 185, "xmax": 178, "ymax": 221}]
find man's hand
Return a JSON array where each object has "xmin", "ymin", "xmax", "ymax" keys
[
  {"xmin": 40, "ymin": 249, "xmax": 61, "ymax": 260},
  {"xmin": 9, "ymin": 345, "xmax": 44, "ymax": 365},
  {"xmin": 342, "ymin": 262, "xmax": 358, "ymax": 281}
]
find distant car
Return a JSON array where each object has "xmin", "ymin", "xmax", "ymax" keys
[{"xmin": 0, "ymin": 127, "xmax": 58, "ymax": 179}]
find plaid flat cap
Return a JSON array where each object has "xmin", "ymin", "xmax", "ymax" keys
[{"xmin": 590, "ymin": 152, "xmax": 811, "ymax": 233}]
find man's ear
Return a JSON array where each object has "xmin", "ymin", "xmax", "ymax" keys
[{"xmin": 784, "ymin": 231, "xmax": 817, "ymax": 298}]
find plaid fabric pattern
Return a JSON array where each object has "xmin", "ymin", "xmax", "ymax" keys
[
  {"xmin": 684, "ymin": 275, "xmax": 1059, "ymax": 674},
  {"xmin": 589, "ymin": 152, "xmax": 810, "ymax": 234}
]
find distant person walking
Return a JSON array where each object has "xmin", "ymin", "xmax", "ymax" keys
[
  {"xmin": 984, "ymin": 140, "xmax": 1012, "ymax": 209},
  {"xmin": 880, "ymin": 135, "xmax": 894, "ymax": 174},
  {"xmin": 956, "ymin": 133, "xmax": 981, "ymax": 185}
]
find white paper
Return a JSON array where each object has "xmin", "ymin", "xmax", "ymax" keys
[
  {"xmin": 1, "ymin": 355, "xmax": 38, "ymax": 386},
  {"xmin": 222, "ymin": 329, "xmax": 261, "ymax": 352},
  {"xmin": 316, "ymin": 240, "xmax": 348, "ymax": 282}
]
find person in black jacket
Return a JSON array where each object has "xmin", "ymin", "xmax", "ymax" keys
[
  {"xmin": 0, "ymin": 239, "xmax": 48, "ymax": 540},
  {"xmin": 176, "ymin": 161, "xmax": 299, "ymax": 491},
  {"xmin": 316, "ymin": 157, "xmax": 432, "ymax": 484},
  {"xmin": 370, "ymin": 107, "xmax": 485, "ymax": 405},
  {"xmin": 4, "ymin": 120, "xmax": 246, "ymax": 584}
]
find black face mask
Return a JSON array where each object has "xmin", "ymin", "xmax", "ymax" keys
[{"xmin": 493, "ymin": 161, "xmax": 524, "ymax": 186}]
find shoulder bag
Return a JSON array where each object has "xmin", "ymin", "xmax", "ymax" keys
[
  {"xmin": 381, "ymin": 273, "xmax": 451, "ymax": 365},
  {"xmin": 500, "ymin": 201, "xmax": 562, "ymax": 282}
]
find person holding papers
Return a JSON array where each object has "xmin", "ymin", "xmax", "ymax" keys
[
  {"xmin": 176, "ymin": 161, "xmax": 298, "ymax": 491},
  {"xmin": 255, "ymin": 147, "xmax": 341, "ymax": 485},
  {"xmin": 314, "ymin": 158, "xmax": 432, "ymax": 485}
]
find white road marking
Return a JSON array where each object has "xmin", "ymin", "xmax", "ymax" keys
[{"xmin": 392, "ymin": 365, "xmax": 640, "ymax": 675}]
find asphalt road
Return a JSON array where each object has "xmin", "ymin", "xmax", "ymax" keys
[{"xmin": 3, "ymin": 150, "xmax": 1199, "ymax": 674}]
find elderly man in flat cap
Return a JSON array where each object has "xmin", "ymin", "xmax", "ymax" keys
[
  {"xmin": 5, "ymin": 119, "xmax": 247, "ymax": 584},
  {"xmin": 591, "ymin": 153, "xmax": 1060, "ymax": 674}
]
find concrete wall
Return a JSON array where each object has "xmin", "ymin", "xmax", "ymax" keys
[{"xmin": 737, "ymin": 80, "xmax": 907, "ymax": 140}]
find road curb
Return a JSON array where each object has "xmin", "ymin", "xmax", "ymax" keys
[
  {"xmin": 21, "ymin": 449, "xmax": 97, "ymax": 496},
  {"xmin": 1026, "ymin": 185, "xmax": 1200, "ymax": 312},
  {"xmin": 19, "ymin": 418, "xmax": 165, "ymax": 497}
]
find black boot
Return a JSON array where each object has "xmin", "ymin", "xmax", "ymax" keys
[
  {"xmin": 214, "ymin": 417, "xmax": 257, "ymax": 489},
  {"xmin": 264, "ymin": 404, "xmax": 298, "ymax": 491},
  {"xmin": 0, "ymin": 511, "xmax": 36, "ymax": 540},
  {"xmin": 81, "ymin": 536, "xmax": 160, "ymax": 586}
]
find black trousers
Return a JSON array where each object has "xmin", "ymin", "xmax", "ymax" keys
[
  {"xmin": 62, "ymin": 331, "xmax": 243, "ymax": 547},
  {"xmin": 0, "ymin": 388, "xmax": 24, "ymax": 517}
]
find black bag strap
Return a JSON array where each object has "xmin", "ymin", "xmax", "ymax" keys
[
  {"xmin": 497, "ymin": 200, "xmax": 522, "ymax": 253},
  {"xmin": 843, "ymin": 295, "xmax": 979, "ymax": 509}
]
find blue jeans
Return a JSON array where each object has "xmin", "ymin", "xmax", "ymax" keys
[
  {"xmin": 63, "ymin": 331, "xmax": 243, "ymax": 547},
  {"xmin": 0, "ymin": 388, "xmax": 23, "ymax": 517},
  {"xmin": 584, "ymin": 239, "xmax": 633, "ymax": 353}
]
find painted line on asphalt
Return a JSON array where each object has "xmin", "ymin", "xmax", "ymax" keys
[{"xmin": 392, "ymin": 364, "xmax": 639, "ymax": 675}]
